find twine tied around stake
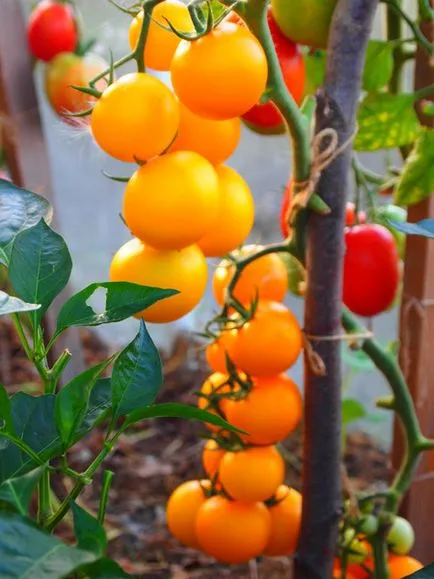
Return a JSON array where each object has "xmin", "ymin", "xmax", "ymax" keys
[
  {"xmin": 288, "ymin": 127, "xmax": 356, "ymax": 225},
  {"xmin": 302, "ymin": 329, "xmax": 374, "ymax": 377}
]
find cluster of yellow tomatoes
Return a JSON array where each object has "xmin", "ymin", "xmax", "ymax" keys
[{"xmin": 83, "ymin": 0, "xmax": 274, "ymax": 324}]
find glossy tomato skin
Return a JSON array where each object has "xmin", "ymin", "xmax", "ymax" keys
[
  {"xmin": 202, "ymin": 440, "xmax": 225, "ymax": 479},
  {"xmin": 166, "ymin": 480, "xmax": 210, "ymax": 548},
  {"xmin": 45, "ymin": 53, "xmax": 108, "ymax": 124},
  {"xmin": 205, "ymin": 330, "xmax": 237, "ymax": 374},
  {"xmin": 109, "ymin": 238, "xmax": 208, "ymax": 323},
  {"xmin": 27, "ymin": 0, "xmax": 77, "ymax": 62},
  {"xmin": 343, "ymin": 224, "xmax": 400, "ymax": 317},
  {"xmin": 196, "ymin": 495, "xmax": 271, "ymax": 564},
  {"xmin": 264, "ymin": 485, "xmax": 302, "ymax": 556},
  {"xmin": 171, "ymin": 22, "xmax": 268, "ymax": 120},
  {"xmin": 388, "ymin": 555, "xmax": 423, "ymax": 578},
  {"xmin": 242, "ymin": 12, "xmax": 305, "ymax": 133},
  {"xmin": 123, "ymin": 151, "xmax": 219, "ymax": 251},
  {"xmin": 271, "ymin": 0, "xmax": 338, "ymax": 49},
  {"xmin": 91, "ymin": 73, "xmax": 179, "ymax": 163},
  {"xmin": 129, "ymin": 1, "xmax": 194, "ymax": 71}
]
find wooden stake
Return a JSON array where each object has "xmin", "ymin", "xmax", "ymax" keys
[
  {"xmin": 394, "ymin": 17, "xmax": 434, "ymax": 564},
  {"xmin": 0, "ymin": 0, "xmax": 84, "ymax": 382}
]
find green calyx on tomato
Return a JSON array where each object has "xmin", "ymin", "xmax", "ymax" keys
[
  {"xmin": 271, "ymin": 0, "xmax": 338, "ymax": 49},
  {"xmin": 373, "ymin": 204, "xmax": 407, "ymax": 259}
]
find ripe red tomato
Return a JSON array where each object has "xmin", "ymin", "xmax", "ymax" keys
[
  {"xmin": 242, "ymin": 11, "xmax": 305, "ymax": 134},
  {"xmin": 343, "ymin": 224, "xmax": 400, "ymax": 317},
  {"xmin": 280, "ymin": 180, "xmax": 293, "ymax": 238},
  {"xmin": 27, "ymin": 0, "xmax": 78, "ymax": 62},
  {"xmin": 345, "ymin": 202, "xmax": 367, "ymax": 226}
]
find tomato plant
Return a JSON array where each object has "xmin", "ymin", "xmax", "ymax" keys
[
  {"xmin": 166, "ymin": 480, "xmax": 211, "ymax": 548},
  {"xmin": 264, "ymin": 485, "xmax": 302, "ymax": 556},
  {"xmin": 27, "ymin": 0, "xmax": 78, "ymax": 62}
]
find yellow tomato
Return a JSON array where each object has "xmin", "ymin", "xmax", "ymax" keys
[
  {"xmin": 90, "ymin": 72, "xmax": 179, "ymax": 162},
  {"xmin": 123, "ymin": 151, "xmax": 219, "ymax": 250},
  {"xmin": 129, "ymin": 1, "xmax": 194, "ymax": 71},
  {"xmin": 197, "ymin": 165, "xmax": 254, "ymax": 257},
  {"xmin": 170, "ymin": 102, "xmax": 241, "ymax": 165},
  {"xmin": 109, "ymin": 238, "xmax": 207, "ymax": 323}
]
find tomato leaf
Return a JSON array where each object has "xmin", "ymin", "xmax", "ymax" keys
[
  {"xmin": 0, "ymin": 466, "xmax": 46, "ymax": 516},
  {"xmin": 78, "ymin": 558, "xmax": 133, "ymax": 578},
  {"xmin": 0, "ymin": 383, "xmax": 112, "ymax": 483},
  {"xmin": 123, "ymin": 402, "xmax": 245, "ymax": 432},
  {"xmin": 0, "ymin": 180, "xmax": 52, "ymax": 266},
  {"xmin": 55, "ymin": 360, "xmax": 114, "ymax": 449},
  {"xmin": 303, "ymin": 50, "xmax": 326, "ymax": 96},
  {"xmin": 389, "ymin": 218, "xmax": 434, "ymax": 238},
  {"xmin": 111, "ymin": 321, "xmax": 162, "ymax": 419},
  {"xmin": 362, "ymin": 40, "xmax": 394, "ymax": 92},
  {"xmin": 421, "ymin": 101, "xmax": 434, "ymax": 117},
  {"xmin": 0, "ymin": 290, "xmax": 41, "ymax": 317},
  {"xmin": 342, "ymin": 398, "xmax": 367, "ymax": 425},
  {"xmin": 56, "ymin": 281, "xmax": 176, "ymax": 334},
  {"xmin": 0, "ymin": 384, "xmax": 14, "ymax": 435},
  {"xmin": 355, "ymin": 93, "xmax": 420, "ymax": 151},
  {"xmin": 394, "ymin": 129, "xmax": 434, "ymax": 206},
  {"xmin": 9, "ymin": 220, "xmax": 72, "ymax": 326},
  {"xmin": 0, "ymin": 512, "xmax": 97, "ymax": 578},
  {"xmin": 71, "ymin": 502, "xmax": 107, "ymax": 557}
]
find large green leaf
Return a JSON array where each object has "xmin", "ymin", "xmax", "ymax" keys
[
  {"xmin": 0, "ymin": 384, "xmax": 14, "ymax": 434},
  {"xmin": 0, "ymin": 180, "xmax": 51, "ymax": 266},
  {"xmin": 71, "ymin": 502, "xmax": 107, "ymax": 557},
  {"xmin": 123, "ymin": 402, "xmax": 245, "ymax": 432},
  {"xmin": 362, "ymin": 40, "xmax": 393, "ymax": 92},
  {"xmin": 0, "ymin": 512, "xmax": 97, "ymax": 578},
  {"xmin": 9, "ymin": 220, "xmax": 72, "ymax": 325},
  {"xmin": 355, "ymin": 93, "xmax": 420, "ymax": 151},
  {"xmin": 79, "ymin": 559, "xmax": 132, "ymax": 578},
  {"xmin": 56, "ymin": 281, "xmax": 177, "ymax": 334},
  {"xmin": 0, "ymin": 383, "xmax": 112, "ymax": 483},
  {"xmin": 55, "ymin": 360, "xmax": 113, "ymax": 449},
  {"xmin": 0, "ymin": 466, "xmax": 46, "ymax": 516},
  {"xmin": 0, "ymin": 291, "xmax": 40, "ymax": 317},
  {"xmin": 111, "ymin": 321, "xmax": 162, "ymax": 419},
  {"xmin": 394, "ymin": 129, "xmax": 434, "ymax": 206}
]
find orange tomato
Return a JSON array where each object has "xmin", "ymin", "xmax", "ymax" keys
[
  {"xmin": 224, "ymin": 374, "xmax": 302, "ymax": 445},
  {"xmin": 196, "ymin": 495, "xmax": 271, "ymax": 563},
  {"xmin": 166, "ymin": 479, "xmax": 210, "ymax": 548},
  {"xmin": 202, "ymin": 439, "xmax": 225, "ymax": 478},
  {"xmin": 170, "ymin": 102, "xmax": 241, "ymax": 165},
  {"xmin": 197, "ymin": 165, "xmax": 254, "ymax": 257},
  {"xmin": 205, "ymin": 329, "xmax": 237, "ymax": 373},
  {"xmin": 123, "ymin": 151, "xmax": 219, "ymax": 250},
  {"xmin": 197, "ymin": 373, "xmax": 230, "ymax": 431},
  {"xmin": 219, "ymin": 445, "xmax": 284, "ymax": 502},
  {"xmin": 230, "ymin": 300, "xmax": 303, "ymax": 376},
  {"xmin": 109, "ymin": 238, "xmax": 207, "ymax": 323},
  {"xmin": 333, "ymin": 561, "xmax": 365, "ymax": 579},
  {"xmin": 171, "ymin": 22, "xmax": 268, "ymax": 120},
  {"xmin": 129, "ymin": 1, "xmax": 194, "ymax": 71},
  {"xmin": 388, "ymin": 555, "xmax": 423, "ymax": 578},
  {"xmin": 264, "ymin": 485, "xmax": 302, "ymax": 556},
  {"xmin": 90, "ymin": 72, "xmax": 179, "ymax": 162},
  {"xmin": 213, "ymin": 246, "xmax": 288, "ymax": 306},
  {"xmin": 45, "ymin": 52, "xmax": 108, "ymax": 124}
]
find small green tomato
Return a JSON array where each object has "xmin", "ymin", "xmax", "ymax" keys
[
  {"xmin": 359, "ymin": 514, "xmax": 379, "ymax": 537},
  {"xmin": 387, "ymin": 516, "xmax": 415, "ymax": 555},
  {"xmin": 343, "ymin": 529, "xmax": 369, "ymax": 564}
]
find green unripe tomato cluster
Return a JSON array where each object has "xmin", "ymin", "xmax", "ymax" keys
[{"xmin": 387, "ymin": 516, "xmax": 415, "ymax": 555}]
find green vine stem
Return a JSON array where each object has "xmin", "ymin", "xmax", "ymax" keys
[
  {"xmin": 98, "ymin": 470, "xmax": 114, "ymax": 524},
  {"xmin": 382, "ymin": 0, "xmax": 434, "ymax": 56},
  {"xmin": 342, "ymin": 308, "xmax": 434, "ymax": 512}
]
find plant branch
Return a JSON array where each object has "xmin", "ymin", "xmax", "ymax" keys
[
  {"xmin": 382, "ymin": 0, "xmax": 434, "ymax": 56},
  {"xmin": 11, "ymin": 315, "xmax": 51, "ymax": 387}
]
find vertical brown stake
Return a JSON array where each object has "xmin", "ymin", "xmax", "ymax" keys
[
  {"xmin": 393, "ymin": 16, "xmax": 434, "ymax": 564},
  {"xmin": 0, "ymin": 0, "xmax": 84, "ymax": 382},
  {"xmin": 294, "ymin": 1, "xmax": 378, "ymax": 578}
]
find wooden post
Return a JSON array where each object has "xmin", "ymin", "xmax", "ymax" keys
[
  {"xmin": 394, "ymin": 18, "xmax": 434, "ymax": 564},
  {"xmin": 0, "ymin": 0, "xmax": 84, "ymax": 382}
]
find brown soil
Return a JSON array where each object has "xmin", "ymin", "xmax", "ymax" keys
[{"xmin": 0, "ymin": 319, "xmax": 392, "ymax": 578}]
